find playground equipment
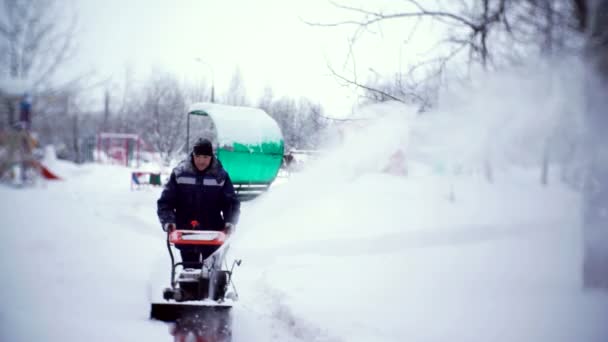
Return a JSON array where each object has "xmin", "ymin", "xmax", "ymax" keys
[
  {"xmin": 130, "ymin": 171, "xmax": 168, "ymax": 190},
  {"xmin": 0, "ymin": 129, "xmax": 61, "ymax": 185},
  {"xmin": 97, "ymin": 133, "xmax": 166, "ymax": 190},
  {"xmin": 95, "ymin": 132, "xmax": 147, "ymax": 167},
  {"xmin": 186, "ymin": 103, "xmax": 284, "ymax": 201}
]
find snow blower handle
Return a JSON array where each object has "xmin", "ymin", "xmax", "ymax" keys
[
  {"xmin": 165, "ymin": 227, "xmax": 177, "ymax": 288},
  {"xmin": 163, "ymin": 222, "xmax": 176, "ymax": 232},
  {"xmin": 224, "ymin": 222, "xmax": 235, "ymax": 235}
]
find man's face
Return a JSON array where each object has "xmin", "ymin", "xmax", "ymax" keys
[{"xmin": 193, "ymin": 154, "xmax": 212, "ymax": 171}]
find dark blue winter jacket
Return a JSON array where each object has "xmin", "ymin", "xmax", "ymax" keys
[{"xmin": 157, "ymin": 156, "xmax": 240, "ymax": 230}]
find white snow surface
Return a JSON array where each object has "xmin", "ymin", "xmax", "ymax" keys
[
  {"xmin": 1, "ymin": 152, "xmax": 606, "ymax": 342},
  {"xmin": 2, "ymin": 82, "xmax": 608, "ymax": 340},
  {"xmin": 189, "ymin": 102, "xmax": 283, "ymax": 147}
]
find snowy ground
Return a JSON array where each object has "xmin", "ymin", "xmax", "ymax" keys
[
  {"xmin": 1, "ymin": 89, "xmax": 608, "ymax": 341},
  {"xmin": 1, "ymin": 151, "xmax": 607, "ymax": 341}
]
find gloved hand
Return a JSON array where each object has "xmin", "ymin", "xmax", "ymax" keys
[
  {"xmin": 224, "ymin": 222, "xmax": 235, "ymax": 234},
  {"xmin": 163, "ymin": 222, "xmax": 176, "ymax": 232}
]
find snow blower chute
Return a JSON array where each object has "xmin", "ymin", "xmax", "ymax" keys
[
  {"xmin": 185, "ymin": 103, "xmax": 284, "ymax": 201},
  {"xmin": 150, "ymin": 229, "xmax": 241, "ymax": 339}
]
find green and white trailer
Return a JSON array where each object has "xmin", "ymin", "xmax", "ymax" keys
[{"xmin": 186, "ymin": 103, "xmax": 284, "ymax": 201}]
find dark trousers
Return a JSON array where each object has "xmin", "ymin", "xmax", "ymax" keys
[{"xmin": 179, "ymin": 245, "xmax": 220, "ymax": 269}]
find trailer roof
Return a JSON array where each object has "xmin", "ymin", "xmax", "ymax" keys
[{"xmin": 188, "ymin": 102, "xmax": 283, "ymax": 147}]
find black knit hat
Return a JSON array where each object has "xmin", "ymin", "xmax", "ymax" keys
[{"xmin": 192, "ymin": 138, "xmax": 213, "ymax": 156}]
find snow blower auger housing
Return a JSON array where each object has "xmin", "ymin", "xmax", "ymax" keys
[{"xmin": 150, "ymin": 229, "xmax": 241, "ymax": 323}]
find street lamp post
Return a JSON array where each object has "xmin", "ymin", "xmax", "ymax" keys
[{"xmin": 195, "ymin": 58, "xmax": 215, "ymax": 103}]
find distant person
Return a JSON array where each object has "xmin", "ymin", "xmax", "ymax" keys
[
  {"xmin": 19, "ymin": 93, "xmax": 32, "ymax": 131},
  {"xmin": 157, "ymin": 138, "xmax": 240, "ymax": 268},
  {"xmin": 283, "ymin": 152, "xmax": 295, "ymax": 171},
  {"xmin": 383, "ymin": 149, "xmax": 408, "ymax": 176}
]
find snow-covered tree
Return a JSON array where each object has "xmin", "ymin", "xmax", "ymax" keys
[
  {"xmin": 137, "ymin": 71, "xmax": 187, "ymax": 164},
  {"xmin": 0, "ymin": 0, "xmax": 78, "ymax": 129},
  {"xmin": 223, "ymin": 67, "xmax": 249, "ymax": 106},
  {"xmin": 264, "ymin": 95, "xmax": 328, "ymax": 151}
]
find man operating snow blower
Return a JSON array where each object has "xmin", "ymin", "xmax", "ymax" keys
[
  {"xmin": 157, "ymin": 137, "xmax": 240, "ymax": 265},
  {"xmin": 151, "ymin": 138, "xmax": 241, "ymax": 340}
]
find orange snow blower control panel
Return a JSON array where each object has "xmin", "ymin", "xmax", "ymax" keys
[{"xmin": 168, "ymin": 230, "xmax": 227, "ymax": 246}]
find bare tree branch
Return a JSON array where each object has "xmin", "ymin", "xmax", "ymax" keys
[
  {"xmin": 0, "ymin": 0, "xmax": 78, "ymax": 89},
  {"xmin": 328, "ymin": 62, "xmax": 404, "ymax": 102},
  {"xmin": 306, "ymin": 0, "xmax": 480, "ymax": 30}
]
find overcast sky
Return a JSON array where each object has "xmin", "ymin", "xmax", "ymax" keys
[{"xmin": 72, "ymin": 0, "xmax": 438, "ymax": 116}]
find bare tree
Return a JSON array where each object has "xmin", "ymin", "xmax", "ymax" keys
[
  {"xmin": 580, "ymin": 0, "xmax": 608, "ymax": 290},
  {"xmin": 98, "ymin": 68, "xmax": 216, "ymax": 164},
  {"xmin": 263, "ymin": 95, "xmax": 328, "ymax": 150},
  {"xmin": 136, "ymin": 71, "xmax": 187, "ymax": 164},
  {"xmin": 257, "ymin": 85, "xmax": 274, "ymax": 114},
  {"xmin": 307, "ymin": 1, "xmax": 512, "ymax": 107},
  {"xmin": 309, "ymin": 0, "xmax": 587, "ymax": 106},
  {"xmin": 309, "ymin": 1, "xmax": 508, "ymax": 183},
  {"xmin": 223, "ymin": 67, "xmax": 249, "ymax": 106},
  {"xmin": 360, "ymin": 59, "xmax": 448, "ymax": 112},
  {"xmin": 301, "ymin": 99, "xmax": 329, "ymax": 149},
  {"xmin": 182, "ymin": 78, "xmax": 212, "ymax": 105},
  {"xmin": 266, "ymin": 96, "xmax": 297, "ymax": 149},
  {"xmin": 311, "ymin": 0, "xmax": 591, "ymax": 184},
  {"xmin": 0, "ymin": 0, "xmax": 78, "ymax": 128}
]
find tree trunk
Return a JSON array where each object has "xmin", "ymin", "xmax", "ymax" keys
[
  {"xmin": 103, "ymin": 90, "xmax": 110, "ymax": 131},
  {"xmin": 541, "ymin": 141, "xmax": 550, "ymax": 186},
  {"xmin": 582, "ymin": 0, "xmax": 608, "ymax": 290},
  {"xmin": 480, "ymin": 0, "xmax": 490, "ymax": 68},
  {"xmin": 72, "ymin": 114, "xmax": 80, "ymax": 163},
  {"xmin": 5, "ymin": 98, "xmax": 16, "ymax": 128},
  {"xmin": 484, "ymin": 157, "xmax": 494, "ymax": 183}
]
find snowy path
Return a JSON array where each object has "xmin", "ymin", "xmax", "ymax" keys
[
  {"xmin": 1, "ymin": 163, "xmax": 607, "ymax": 341},
  {"xmin": 236, "ymin": 225, "xmax": 606, "ymax": 342}
]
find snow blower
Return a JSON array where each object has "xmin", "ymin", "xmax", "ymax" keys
[{"xmin": 150, "ymin": 229, "xmax": 240, "ymax": 339}]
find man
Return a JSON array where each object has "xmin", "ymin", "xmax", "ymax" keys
[{"xmin": 157, "ymin": 138, "xmax": 240, "ymax": 268}]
